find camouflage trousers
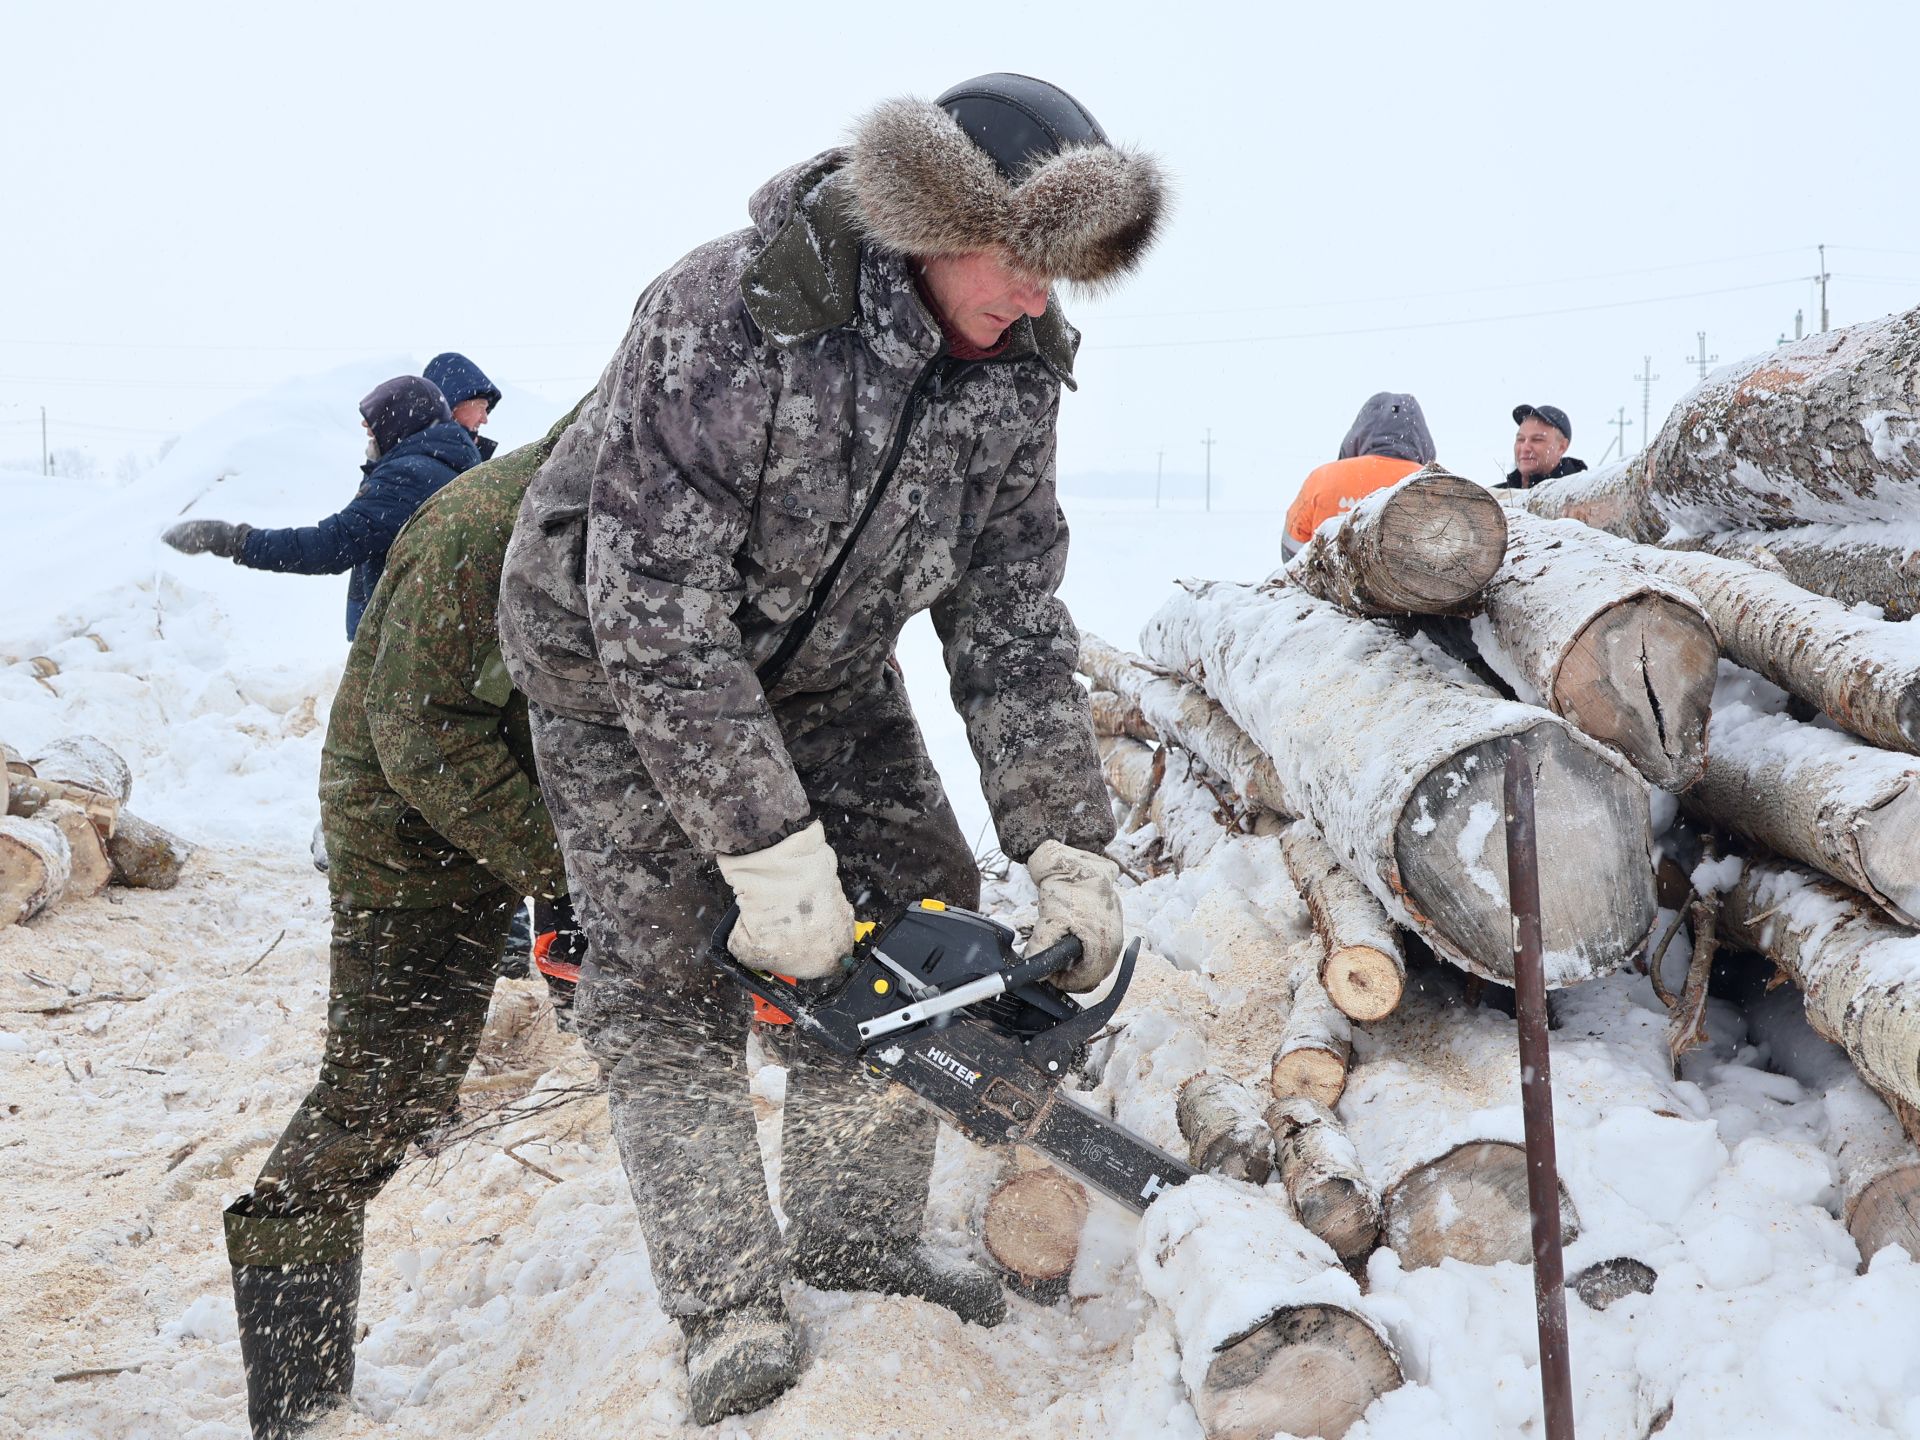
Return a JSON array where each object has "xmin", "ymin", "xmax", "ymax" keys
[
  {"xmin": 528, "ymin": 664, "xmax": 980, "ymax": 1318},
  {"xmin": 224, "ymin": 895, "xmax": 516, "ymax": 1267}
]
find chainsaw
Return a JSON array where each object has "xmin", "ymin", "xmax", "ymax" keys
[{"xmin": 711, "ymin": 899, "xmax": 1194, "ymax": 1213}]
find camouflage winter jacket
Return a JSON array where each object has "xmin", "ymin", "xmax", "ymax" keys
[
  {"xmin": 320, "ymin": 411, "xmax": 579, "ymax": 910},
  {"xmin": 498, "ymin": 151, "xmax": 1114, "ymax": 864}
]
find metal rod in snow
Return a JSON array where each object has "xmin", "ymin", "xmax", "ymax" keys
[{"xmin": 1503, "ymin": 737, "xmax": 1576, "ymax": 1440}]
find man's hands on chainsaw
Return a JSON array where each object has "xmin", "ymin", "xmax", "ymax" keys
[
  {"xmin": 716, "ymin": 819, "xmax": 856, "ymax": 979},
  {"xmin": 1027, "ymin": 840, "xmax": 1125, "ymax": 992}
]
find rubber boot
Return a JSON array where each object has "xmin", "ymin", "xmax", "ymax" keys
[
  {"xmin": 681, "ymin": 1296, "xmax": 803, "ymax": 1426},
  {"xmin": 230, "ymin": 1257, "xmax": 360, "ymax": 1438},
  {"xmin": 791, "ymin": 1231, "xmax": 1007, "ymax": 1328}
]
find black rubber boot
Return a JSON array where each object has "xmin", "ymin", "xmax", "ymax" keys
[
  {"xmin": 681, "ymin": 1296, "xmax": 803, "ymax": 1426},
  {"xmin": 792, "ymin": 1232, "xmax": 1007, "ymax": 1328},
  {"xmin": 230, "ymin": 1255, "xmax": 361, "ymax": 1438}
]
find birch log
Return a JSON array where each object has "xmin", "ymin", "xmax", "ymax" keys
[
  {"xmin": 1642, "ymin": 308, "xmax": 1920, "ymax": 531},
  {"xmin": 1142, "ymin": 582, "xmax": 1655, "ymax": 985},
  {"xmin": 107, "ymin": 810, "xmax": 193, "ymax": 889},
  {"xmin": 1571, "ymin": 528, "xmax": 1920, "ymax": 755},
  {"xmin": 1136, "ymin": 1178, "xmax": 1402, "ymax": 1440},
  {"xmin": 1090, "ymin": 689, "xmax": 1157, "ymax": 741},
  {"xmin": 1745, "ymin": 978, "xmax": 1920, "ymax": 1268},
  {"xmin": 1279, "ymin": 821, "xmax": 1405, "ymax": 1021},
  {"xmin": 1284, "ymin": 464, "xmax": 1508, "ymax": 616},
  {"xmin": 1383, "ymin": 1141, "xmax": 1580, "ymax": 1269},
  {"xmin": 0, "ymin": 815, "xmax": 74, "ymax": 924},
  {"xmin": 40, "ymin": 799, "xmax": 111, "ymax": 900},
  {"xmin": 1475, "ymin": 511, "xmax": 1717, "ymax": 789},
  {"xmin": 982, "ymin": 1150, "xmax": 1088, "ymax": 1301},
  {"xmin": 1265, "ymin": 1097, "xmax": 1383, "ymax": 1264},
  {"xmin": 1515, "ymin": 456, "xmax": 1664, "ymax": 542},
  {"xmin": 1690, "ymin": 683, "xmax": 1920, "ymax": 925},
  {"xmin": 30, "ymin": 735, "xmax": 133, "ymax": 805},
  {"xmin": 1667, "ymin": 526, "xmax": 1920, "ymax": 622},
  {"xmin": 1098, "ymin": 734, "xmax": 1161, "ymax": 814},
  {"xmin": 1272, "ymin": 937, "xmax": 1354, "ymax": 1108},
  {"xmin": 1719, "ymin": 855, "xmax": 1920, "ymax": 1111},
  {"xmin": 1178, "ymin": 1071, "xmax": 1276, "ymax": 1183}
]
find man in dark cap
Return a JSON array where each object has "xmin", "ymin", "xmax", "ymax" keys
[
  {"xmin": 160, "ymin": 375, "xmax": 481, "ymax": 638},
  {"xmin": 424, "ymin": 351, "xmax": 503, "ymax": 460},
  {"xmin": 1501, "ymin": 402, "xmax": 1588, "ymax": 490},
  {"xmin": 498, "ymin": 73, "xmax": 1166, "ymax": 1421}
]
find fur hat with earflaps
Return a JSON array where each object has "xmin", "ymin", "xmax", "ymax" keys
[{"xmin": 846, "ymin": 73, "xmax": 1168, "ymax": 289}]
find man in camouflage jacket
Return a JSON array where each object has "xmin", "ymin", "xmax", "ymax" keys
[
  {"xmin": 221, "ymin": 410, "xmax": 577, "ymax": 1440},
  {"xmin": 498, "ymin": 75, "xmax": 1165, "ymax": 1423}
]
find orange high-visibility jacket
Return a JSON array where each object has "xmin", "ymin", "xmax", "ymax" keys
[{"xmin": 1285, "ymin": 454, "xmax": 1424, "ymax": 548}]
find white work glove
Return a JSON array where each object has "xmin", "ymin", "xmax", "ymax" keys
[
  {"xmin": 716, "ymin": 820, "xmax": 856, "ymax": 980},
  {"xmin": 1026, "ymin": 840, "xmax": 1125, "ymax": 993}
]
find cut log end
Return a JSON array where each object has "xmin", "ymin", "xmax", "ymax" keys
[
  {"xmin": 1363, "ymin": 473, "xmax": 1509, "ymax": 615},
  {"xmin": 1847, "ymin": 1166, "xmax": 1920, "ymax": 1271},
  {"xmin": 1321, "ymin": 945, "xmax": 1404, "ymax": 1022},
  {"xmin": 41, "ymin": 800, "xmax": 111, "ymax": 901},
  {"xmin": 0, "ymin": 815, "xmax": 74, "ymax": 925},
  {"xmin": 1384, "ymin": 1140, "xmax": 1580, "ymax": 1269},
  {"xmin": 1554, "ymin": 595, "xmax": 1717, "ymax": 790},
  {"xmin": 1857, "ymin": 780, "xmax": 1920, "ymax": 926},
  {"xmin": 982, "ymin": 1169, "xmax": 1089, "ymax": 1284},
  {"xmin": 1195, "ymin": 1304, "xmax": 1402, "ymax": 1440},
  {"xmin": 1271, "ymin": 1045, "xmax": 1348, "ymax": 1110}
]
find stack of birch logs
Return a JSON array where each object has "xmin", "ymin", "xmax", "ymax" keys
[
  {"xmin": 1, "ymin": 735, "xmax": 191, "ymax": 924},
  {"xmin": 1077, "ymin": 306, "xmax": 1920, "ymax": 1296}
]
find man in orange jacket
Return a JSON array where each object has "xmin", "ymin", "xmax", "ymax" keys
[{"xmin": 1283, "ymin": 392, "xmax": 1437, "ymax": 557}]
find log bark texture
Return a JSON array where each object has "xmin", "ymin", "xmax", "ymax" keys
[
  {"xmin": 1475, "ymin": 511, "xmax": 1718, "ymax": 789},
  {"xmin": 1720, "ymin": 854, "xmax": 1920, "ymax": 1110},
  {"xmin": 1265, "ymin": 1096, "xmax": 1383, "ymax": 1265},
  {"xmin": 1271, "ymin": 937, "xmax": 1353, "ymax": 1109},
  {"xmin": 1514, "ymin": 456, "xmax": 1664, "ymax": 542},
  {"xmin": 106, "ymin": 810, "xmax": 193, "ymax": 890},
  {"xmin": 1279, "ymin": 821, "xmax": 1405, "ymax": 1021},
  {"xmin": 1382, "ymin": 1140, "xmax": 1580, "ymax": 1269},
  {"xmin": 1089, "ymin": 689, "xmax": 1157, "ymax": 742},
  {"xmin": 1136, "ymin": 1179, "xmax": 1402, "ymax": 1440},
  {"xmin": 1178, "ymin": 1071, "xmax": 1276, "ymax": 1184},
  {"xmin": 1669, "ymin": 526, "xmax": 1920, "ymax": 622},
  {"xmin": 1142, "ymin": 582, "xmax": 1655, "ymax": 985},
  {"xmin": 1690, "ymin": 684, "xmax": 1920, "ymax": 925},
  {"xmin": 0, "ymin": 815, "xmax": 74, "ymax": 924},
  {"xmin": 1098, "ymin": 734, "xmax": 1161, "ymax": 813},
  {"xmin": 1284, "ymin": 464, "xmax": 1508, "ymax": 617},
  {"xmin": 30, "ymin": 735, "xmax": 132, "ymax": 805},
  {"xmin": 40, "ymin": 799, "xmax": 111, "ymax": 900}
]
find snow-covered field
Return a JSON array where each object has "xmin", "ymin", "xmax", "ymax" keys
[{"xmin": 9, "ymin": 371, "xmax": 1920, "ymax": 1439}]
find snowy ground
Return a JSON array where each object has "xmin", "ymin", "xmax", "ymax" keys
[{"xmin": 9, "ymin": 373, "xmax": 1920, "ymax": 1439}]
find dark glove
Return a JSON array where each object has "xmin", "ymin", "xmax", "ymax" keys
[{"xmin": 161, "ymin": 519, "xmax": 251, "ymax": 558}]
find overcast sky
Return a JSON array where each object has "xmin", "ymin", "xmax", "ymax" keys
[{"xmin": 6, "ymin": 0, "xmax": 1918, "ymax": 504}]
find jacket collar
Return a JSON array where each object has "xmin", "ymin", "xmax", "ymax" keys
[{"xmin": 740, "ymin": 164, "xmax": 1079, "ymax": 389}]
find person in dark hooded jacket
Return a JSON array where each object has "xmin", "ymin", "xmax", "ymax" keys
[
  {"xmin": 423, "ymin": 351, "xmax": 502, "ymax": 461},
  {"xmin": 1283, "ymin": 391, "xmax": 1437, "ymax": 557},
  {"xmin": 160, "ymin": 375, "xmax": 481, "ymax": 639}
]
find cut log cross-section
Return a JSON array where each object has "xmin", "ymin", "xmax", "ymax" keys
[
  {"xmin": 981, "ymin": 1152, "xmax": 1089, "ymax": 1303},
  {"xmin": 1271, "ymin": 937, "xmax": 1354, "ymax": 1109},
  {"xmin": 40, "ymin": 799, "xmax": 111, "ymax": 901},
  {"xmin": 1142, "ymin": 582, "xmax": 1655, "ymax": 985},
  {"xmin": 0, "ymin": 814, "xmax": 74, "ymax": 925},
  {"xmin": 1285, "ymin": 464, "xmax": 1509, "ymax": 617},
  {"xmin": 1478, "ymin": 511, "xmax": 1718, "ymax": 789},
  {"xmin": 1278, "ymin": 821, "xmax": 1405, "ymax": 1021},
  {"xmin": 1383, "ymin": 1140, "xmax": 1580, "ymax": 1270}
]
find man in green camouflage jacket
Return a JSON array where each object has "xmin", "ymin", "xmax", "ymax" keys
[{"xmin": 221, "ymin": 410, "xmax": 576, "ymax": 1440}]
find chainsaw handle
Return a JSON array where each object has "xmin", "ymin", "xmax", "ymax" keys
[{"xmin": 1003, "ymin": 935, "xmax": 1083, "ymax": 990}]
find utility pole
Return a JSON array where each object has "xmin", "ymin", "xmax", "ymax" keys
[
  {"xmin": 1634, "ymin": 356, "xmax": 1660, "ymax": 452},
  {"xmin": 1689, "ymin": 332, "xmax": 1718, "ymax": 382},
  {"xmin": 1201, "ymin": 428, "xmax": 1215, "ymax": 512},
  {"xmin": 1816, "ymin": 243, "xmax": 1830, "ymax": 332},
  {"xmin": 1607, "ymin": 407, "xmax": 1633, "ymax": 463},
  {"xmin": 41, "ymin": 406, "xmax": 49, "ymax": 478},
  {"xmin": 1156, "ymin": 449, "xmax": 1164, "ymax": 509}
]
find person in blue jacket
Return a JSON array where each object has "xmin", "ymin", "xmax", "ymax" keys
[
  {"xmin": 423, "ymin": 352, "xmax": 502, "ymax": 461},
  {"xmin": 162, "ymin": 375, "xmax": 481, "ymax": 639}
]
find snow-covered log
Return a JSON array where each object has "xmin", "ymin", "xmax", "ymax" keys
[
  {"xmin": 1569, "ymin": 529, "xmax": 1920, "ymax": 755},
  {"xmin": 1476, "ymin": 511, "xmax": 1718, "ymax": 789},
  {"xmin": 1079, "ymin": 635, "xmax": 1294, "ymax": 818},
  {"xmin": 107, "ymin": 810, "xmax": 193, "ymax": 890},
  {"xmin": 1142, "ymin": 582, "xmax": 1655, "ymax": 985},
  {"xmin": 40, "ymin": 798, "xmax": 111, "ymax": 901},
  {"xmin": 1272, "ymin": 937, "xmax": 1353, "ymax": 1109},
  {"xmin": 1668, "ymin": 526, "xmax": 1920, "ymax": 622},
  {"xmin": 1719, "ymin": 855, "xmax": 1920, "ymax": 1110},
  {"xmin": 981, "ymin": 1152, "xmax": 1088, "ymax": 1298},
  {"xmin": 1383, "ymin": 1140, "xmax": 1580, "ymax": 1270},
  {"xmin": 1745, "ymin": 979, "xmax": 1920, "ymax": 1268},
  {"xmin": 1515, "ymin": 456, "xmax": 1663, "ymax": 542},
  {"xmin": 1265, "ymin": 1097, "xmax": 1382, "ymax": 1265},
  {"xmin": 1283, "ymin": 464, "xmax": 1508, "ymax": 617},
  {"xmin": 1098, "ymin": 734, "xmax": 1161, "ymax": 815},
  {"xmin": 0, "ymin": 814, "xmax": 74, "ymax": 924},
  {"xmin": 1691, "ymin": 681, "xmax": 1920, "ymax": 925},
  {"xmin": 1089, "ymin": 689, "xmax": 1156, "ymax": 741},
  {"xmin": 1136, "ymin": 1178, "xmax": 1402, "ymax": 1439},
  {"xmin": 30, "ymin": 735, "xmax": 133, "ymax": 806},
  {"xmin": 1278, "ymin": 821, "xmax": 1404, "ymax": 1021},
  {"xmin": 1177, "ymin": 1071, "xmax": 1276, "ymax": 1184},
  {"xmin": 1644, "ymin": 308, "xmax": 1920, "ymax": 532}
]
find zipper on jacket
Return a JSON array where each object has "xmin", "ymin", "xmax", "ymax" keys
[{"xmin": 756, "ymin": 353, "xmax": 946, "ymax": 692}]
